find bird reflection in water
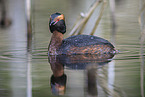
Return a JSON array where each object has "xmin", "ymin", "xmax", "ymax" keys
[
  {"xmin": 48, "ymin": 53, "xmax": 115, "ymax": 96},
  {"xmin": 48, "ymin": 55, "xmax": 67, "ymax": 95}
]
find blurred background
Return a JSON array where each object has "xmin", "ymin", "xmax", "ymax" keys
[{"xmin": 0, "ymin": 0, "xmax": 145, "ymax": 97}]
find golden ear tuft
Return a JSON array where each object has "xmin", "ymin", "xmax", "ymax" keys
[{"xmin": 58, "ymin": 14, "xmax": 65, "ymax": 20}]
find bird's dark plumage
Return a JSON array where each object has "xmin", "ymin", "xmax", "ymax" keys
[{"xmin": 61, "ymin": 35, "xmax": 114, "ymax": 48}]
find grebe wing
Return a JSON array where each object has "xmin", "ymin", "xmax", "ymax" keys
[{"xmin": 61, "ymin": 35, "xmax": 114, "ymax": 48}]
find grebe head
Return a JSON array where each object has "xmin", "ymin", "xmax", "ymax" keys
[{"xmin": 49, "ymin": 13, "xmax": 66, "ymax": 34}]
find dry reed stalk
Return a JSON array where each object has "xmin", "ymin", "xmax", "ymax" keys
[
  {"xmin": 90, "ymin": 0, "xmax": 107, "ymax": 35},
  {"xmin": 69, "ymin": 0, "xmax": 102, "ymax": 36}
]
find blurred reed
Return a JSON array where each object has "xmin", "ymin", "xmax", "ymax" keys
[
  {"xmin": 109, "ymin": 0, "xmax": 116, "ymax": 45},
  {"xmin": 69, "ymin": 0, "xmax": 117, "ymax": 38},
  {"xmin": 69, "ymin": 0, "xmax": 102, "ymax": 36},
  {"xmin": 97, "ymin": 65, "xmax": 126, "ymax": 97},
  {"xmin": 138, "ymin": 0, "xmax": 145, "ymax": 97},
  {"xmin": 138, "ymin": 0, "xmax": 145, "ymax": 44},
  {"xmin": 0, "ymin": 0, "xmax": 11, "ymax": 28},
  {"xmin": 85, "ymin": 64, "xmax": 98, "ymax": 96},
  {"xmin": 26, "ymin": 0, "xmax": 33, "ymax": 51},
  {"xmin": 25, "ymin": 1, "xmax": 33, "ymax": 97},
  {"xmin": 85, "ymin": 63, "xmax": 126, "ymax": 97},
  {"xmin": 90, "ymin": 0, "xmax": 107, "ymax": 35}
]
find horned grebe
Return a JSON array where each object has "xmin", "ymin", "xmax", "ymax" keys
[{"xmin": 48, "ymin": 13, "xmax": 117, "ymax": 55}]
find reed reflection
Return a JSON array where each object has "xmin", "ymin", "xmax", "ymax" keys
[
  {"xmin": 48, "ymin": 53, "xmax": 115, "ymax": 96},
  {"xmin": 0, "ymin": 0, "xmax": 11, "ymax": 28}
]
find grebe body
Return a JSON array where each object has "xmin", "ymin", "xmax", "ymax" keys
[{"xmin": 58, "ymin": 35, "xmax": 115, "ymax": 55}]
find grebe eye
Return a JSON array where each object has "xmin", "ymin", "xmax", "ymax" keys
[
  {"xmin": 53, "ymin": 19, "xmax": 60, "ymax": 25},
  {"xmin": 56, "ymin": 19, "xmax": 59, "ymax": 21}
]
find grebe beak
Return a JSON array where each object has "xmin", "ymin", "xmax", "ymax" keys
[
  {"xmin": 50, "ymin": 20, "xmax": 54, "ymax": 26},
  {"xmin": 50, "ymin": 19, "xmax": 60, "ymax": 26},
  {"xmin": 49, "ymin": 21, "xmax": 53, "ymax": 26}
]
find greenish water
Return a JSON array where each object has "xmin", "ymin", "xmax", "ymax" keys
[{"xmin": 0, "ymin": 0, "xmax": 145, "ymax": 97}]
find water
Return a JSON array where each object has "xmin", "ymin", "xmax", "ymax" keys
[{"xmin": 0, "ymin": 0, "xmax": 145, "ymax": 97}]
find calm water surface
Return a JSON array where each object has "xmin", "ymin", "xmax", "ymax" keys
[{"xmin": 0, "ymin": 0, "xmax": 145, "ymax": 97}]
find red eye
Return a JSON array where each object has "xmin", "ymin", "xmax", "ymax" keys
[
  {"xmin": 56, "ymin": 19, "xmax": 59, "ymax": 22},
  {"xmin": 53, "ymin": 19, "xmax": 60, "ymax": 25}
]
